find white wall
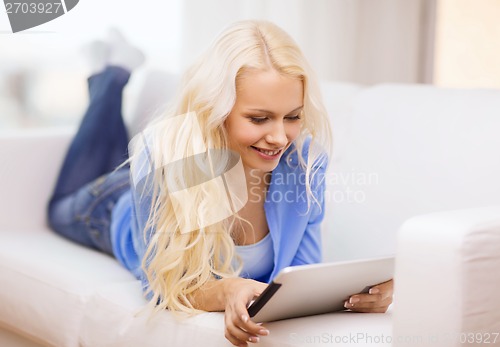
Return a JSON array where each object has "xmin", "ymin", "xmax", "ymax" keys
[
  {"xmin": 0, "ymin": 0, "xmax": 182, "ymax": 72},
  {"xmin": 0, "ymin": 0, "xmax": 182, "ymax": 128},
  {"xmin": 434, "ymin": 0, "xmax": 500, "ymax": 88},
  {"xmin": 1, "ymin": 0, "xmax": 435, "ymax": 129},
  {"xmin": 179, "ymin": 0, "xmax": 435, "ymax": 84}
]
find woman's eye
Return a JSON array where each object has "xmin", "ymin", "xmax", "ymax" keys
[
  {"xmin": 286, "ymin": 115, "xmax": 301, "ymax": 121},
  {"xmin": 249, "ymin": 114, "xmax": 301, "ymax": 124},
  {"xmin": 250, "ymin": 117, "xmax": 267, "ymax": 124}
]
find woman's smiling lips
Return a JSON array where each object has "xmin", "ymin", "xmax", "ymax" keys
[{"xmin": 250, "ymin": 146, "xmax": 283, "ymax": 160}]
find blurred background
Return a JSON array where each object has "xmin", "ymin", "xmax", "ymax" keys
[{"xmin": 0, "ymin": 0, "xmax": 499, "ymax": 130}]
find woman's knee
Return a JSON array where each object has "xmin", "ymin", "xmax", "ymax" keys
[
  {"xmin": 47, "ymin": 196, "xmax": 61, "ymax": 230},
  {"xmin": 46, "ymin": 192, "xmax": 79, "ymax": 232}
]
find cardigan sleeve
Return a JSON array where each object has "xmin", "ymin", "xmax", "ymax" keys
[{"xmin": 290, "ymin": 154, "xmax": 328, "ymax": 266}]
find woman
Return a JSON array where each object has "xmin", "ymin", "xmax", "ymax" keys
[{"xmin": 48, "ymin": 20, "xmax": 393, "ymax": 347}]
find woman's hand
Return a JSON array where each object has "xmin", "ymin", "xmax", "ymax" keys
[
  {"xmin": 223, "ymin": 278, "xmax": 270, "ymax": 347},
  {"xmin": 344, "ymin": 279, "xmax": 393, "ymax": 313}
]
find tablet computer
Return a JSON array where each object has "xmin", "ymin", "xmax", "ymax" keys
[{"xmin": 247, "ymin": 255, "xmax": 394, "ymax": 322}]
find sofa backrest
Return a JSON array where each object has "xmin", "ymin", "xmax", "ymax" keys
[
  {"xmin": 0, "ymin": 127, "xmax": 75, "ymax": 231},
  {"xmin": 2, "ymin": 81, "xmax": 499, "ymax": 258},
  {"xmin": 321, "ymin": 82, "xmax": 500, "ymax": 262}
]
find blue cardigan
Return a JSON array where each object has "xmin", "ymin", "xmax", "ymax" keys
[{"xmin": 110, "ymin": 137, "xmax": 328, "ymax": 296}]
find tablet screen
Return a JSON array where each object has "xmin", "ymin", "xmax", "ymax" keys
[{"xmin": 247, "ymin": 256, "xmax": 394, "ymax": 322}]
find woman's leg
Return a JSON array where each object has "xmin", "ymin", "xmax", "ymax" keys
[
  {"xmin": 48, "ymin": 166, "xmax": 130, "ymax": 256},
  {"xmin": 47, "ymin": 66, "xmax": 132, "ymax": 255},
  {"xmin": 49, "ymin": 65, "xmax": 131, "ymax": 203}
]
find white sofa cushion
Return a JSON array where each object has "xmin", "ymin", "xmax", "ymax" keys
[
  {"xmin": 80, "ymin": 282, "xmax": 228, "ymax": 347},
  {"xmin": 80, "ymin": 281, "xmax": 392, "ymax": 347},
  {"xmin": 0, "ymin": 228, "xmax": 135, "ymax": 347}
]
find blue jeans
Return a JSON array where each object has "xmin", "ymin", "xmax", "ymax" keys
[{"xmin": 47, "ymin": 66, "xmax": 132, "ymax": 256}]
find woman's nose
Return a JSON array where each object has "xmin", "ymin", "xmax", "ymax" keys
[{"xmin": 265, "ymin": 123, "xmax": 288, "ymax": 147}]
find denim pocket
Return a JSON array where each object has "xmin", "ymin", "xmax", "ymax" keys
[
  {"xmin": 85, "ymin": 215, "xmax": 111, "ymax": 251},
  {"xmin": 90, "ymin": 174, "xmax": 108, "ymax": 197}
]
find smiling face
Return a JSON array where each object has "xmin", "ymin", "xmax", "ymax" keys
[{"xmin": 225, "ymin": 68, "xmax": 303, "ymax": 175}]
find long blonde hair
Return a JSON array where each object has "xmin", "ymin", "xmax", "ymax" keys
[{"xmin": 127, "ymin": 20, "xmax": 332, "ymax": 316}]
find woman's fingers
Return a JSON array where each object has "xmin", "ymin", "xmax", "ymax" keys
[
  {"xmin": 370, "ymin": 279, "xmax": 393, "ymax": 294},
  {"xmin": 239, "ymin": 314, "xmax": 270, "ymax": 337},
  {"xmin": 224, "ymin": 281, "xmax": 270, "ymax": 346},
  {"xmin": 225, "ymin": 312, "xmax": 269, "ymax": 346},
  {"xmin": 345, "ymin": 295, "xmax": 392, "ymax": 311},
  {"xmin": 225, "ymin": 313, "xmax": 252, "ymax": 346},
  {"xmin": 345, "ymin": 279, "xmax": 394, "ymax": 313}
]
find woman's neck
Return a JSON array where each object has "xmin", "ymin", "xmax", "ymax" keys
[
  {"xmin": 229, "ymin": 166, "xmax": 271, "ymax": 245},
  {"xmin": 244, "ymin": 167, "xmax": 271, "ymax": 192}
]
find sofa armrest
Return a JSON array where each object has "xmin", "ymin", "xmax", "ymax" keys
[
  {"xmin": 0, "ymin": 127, "xmax": 75, "ymax": 231},
  {"xmin": 393, "ymin": 206, "xmax": 500, "ymax": 346}
]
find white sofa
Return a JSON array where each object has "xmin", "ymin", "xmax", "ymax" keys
[{"xmin": 1, "ymin": 82, "xmax": 500, "ymax": 347}]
